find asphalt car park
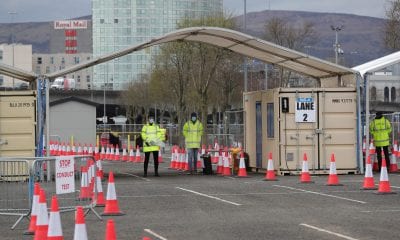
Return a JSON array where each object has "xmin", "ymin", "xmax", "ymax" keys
[{"xmin": 2, "ymin": 157, "xmax": 400, "ymax": 240}]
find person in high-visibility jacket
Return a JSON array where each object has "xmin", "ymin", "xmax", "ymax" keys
[
  {"xmin": 183, "ymin": 112, "xmax": 204, "ymax": 174},
  {"xmin": 141, "ymin": 114, "xmax": 163, "ymax": 177},
  {"xmin": 370, "ymin": 111, "xmax": 392, "ymax": 171}
]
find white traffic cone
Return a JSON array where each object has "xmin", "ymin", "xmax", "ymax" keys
[
  {"xmin": 73, "ymin": 206, "xmax": 88, "ymax": 240},
  {"xmin": 34, "ymin": 189, "xmax": 49, "ymax": 240}
]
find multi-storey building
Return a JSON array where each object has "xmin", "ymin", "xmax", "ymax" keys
[
  {"xmin": 0, "ymin": 44, "xmax": 32, "ymax": 88},
  {"xmin": 32, "ymin": 53, "xmax": 93, "ymax": 89},
  {"xmin": 92, "ymin": 0, "xmax": 223, "ymax": 90}
]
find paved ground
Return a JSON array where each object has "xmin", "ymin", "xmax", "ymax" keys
[{"xmin": 2, "ymin": 156, "xmax": 400, "ymax": 240}]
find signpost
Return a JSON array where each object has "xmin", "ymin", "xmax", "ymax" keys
[
  {"xmin": 55, "ymin": 156, "xmax": 75, "ymax": 194},
  {"xmin": 295, "ymin": 97, "xmax": 316, "ymax": 123}
]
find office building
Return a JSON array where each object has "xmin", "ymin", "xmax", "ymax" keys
[{"xmin": 92, "ymin": 0, "xmax": 223, "ymax": 90}]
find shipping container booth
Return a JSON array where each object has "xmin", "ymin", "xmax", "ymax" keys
[{"xmin": 244, "ymin": 87, "xmax": 359, "ymax": 175}]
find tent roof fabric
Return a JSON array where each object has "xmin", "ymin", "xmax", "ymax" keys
[
  {"xmin": 0, "ymin": 27, "xmax": 356, "ymax": 82},
  {"xmin": 353, "ymin": 51, "xmax": 400, "ymax": 77}
]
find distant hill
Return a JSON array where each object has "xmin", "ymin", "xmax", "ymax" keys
[{"xmin": 0, "ymin": 11, "xmax": 391, "ymax": 67}]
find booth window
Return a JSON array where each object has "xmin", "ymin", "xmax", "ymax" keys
[{"xmin": 267, "ymin": 103, "xmax": 274, "ymax": 138}]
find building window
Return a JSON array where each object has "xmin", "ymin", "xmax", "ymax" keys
[
  {"xmin": 86, "ymin": 75, "xmax": 90, "ymax": 82},
  {"xmin": 45, "ymin": 66, "xmax": 50, "ymax": 73},
  {"xmin": 50, "ymin": 57, "xmax": 54, "ymax": 64},
  {"xmin": 267, "ymin": 103, "xmax": 274, "ymax": 138},
  {"xmin": 391, "ymin": 87, "xmax": 396, "ymax": 102},
  {"xmin": 114, "ymin": 19, "xmax": 118, "ymax": 24},
  {"xmin": 77, "ymin": 75, "xmax": 81, "ymax": 82},
  {"xmin": 384, "ymin": 87, "xmax": 389, "ymax": 102},
  {"xmin": 100, "ymin": 19, "xmax": 105, "ymax": 24},
  {"xmin": 61, "ymin": 57, "xmax": 65, "ymax": 65},
  {"xmin": 371, "ymin": 87, "xmax": 376, "ymax": 101},
  {"xmin": 0, "ymin": 76, "xmax": 3, "ymax": 85},
  {"xmin": 74, "ymin": 56, "xmax": 80, "ymax": 64},
  {"xmin": 0, "ymin": 50, "xmax": 3, "ymax": 61},
  {"xmin": 35, "ymin": 66, "xmax": 41, "ymax": 74},
  {"xmin": 37, "ymin": 57, "xmax": 42, "ymax": 64}
]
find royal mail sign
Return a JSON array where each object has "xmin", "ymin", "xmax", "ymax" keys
[{"xmin": 54, "ymin": 20, "xmax": 88, "ymax": 29}]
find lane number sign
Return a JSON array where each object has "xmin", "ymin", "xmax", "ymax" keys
[{"xmin": 295, "ymin": 97, "xmax": 316, "ymax": 123}]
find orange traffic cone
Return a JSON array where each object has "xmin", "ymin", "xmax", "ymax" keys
[
  {"xmin": 95, "ymin": 170, "xmax": 106, "ymax": 207},
  {"xmin": 216, "ymin": 149, "xmax": 223, "ymax": 174},
  {"xmin": 34, "ymin": 189, "xmax": 49, "ymax": 240},
  {"xmin": 135, "ymin": 146, "xmax": 142, "ymax": 162},
  {"xmin": 143, "ymin": 237, "xmax": 152, "ymax": 240},
  {"xmin": 222, "ymin": 152, "xmax": 231, "ymax": 176},
  {"xmin": 362, "ymin": 155, "xmax": 377, "ymax": 190},
  {"xmin": 129, "ymin": 146, "xmax": 135, "ymax": 162},
  {"xmin": 169, "ymin": 147, "xmax": 177, "ymax": 169},
  {"xmin": 100, "ymin": 145, "xmax": 106, "ymax": 160},
  {"xmin": 377, "ymin": 157, "xmax": 396, "ymax": 194},
  {"xmin": 264, "ymin": 152, "xmax": 277, "ymax": 181},
  {"xmin": 327, "ymin": 153, "xmax": 342, "ymax": 186},
  {"xmin": 237, "ymin": 151, "xmax": 248, "ymax": 177},
  {"xmin": 158, "ymin": 149, "xmax": 163, "ymax": 163},
  {"xmin": 102, "ymin": 172, "xmax": 124, "ymax": 216},
  {"xmin": 105, "ymin": 219, "xmax": 117, "ymax": 240},
  {"xmin": 122, "ymin": 145, "xmax": 128, "ymax": 161},
  {"xmin": 362, "ymin": 138, "xmax": 366, "ymax": 154},
  {"xmin": 73, "ymin": 206, "xmax": 88, "ymax": 240},
  {"xmin": 300, "ymin": 153, "xmax": 313, "ymax": 183},
  {"xmin": 24, "ymin": 182, "xmax": 40, "ymax": 235},
  {"xmin": 390, "ymin": 142, "xmax": 398, "ymax": 172},
  {"xmin": 79, "ymin": 166, "xmax": 91, "ymax": 200},
  {"xmin": 47, "ymin": 196, "xmax": 63, "ymax": 240},
  {"xmin": 114, "ymin": 145, "xmax": 120, "ymax": 161},
  {"xmin": 97, "ymin": 158, "xmax": 104, "ymax": 179}
]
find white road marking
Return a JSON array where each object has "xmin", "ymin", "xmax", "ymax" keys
[
  {"xmin": 300, "ymin": 223, "xmax": 359, "ymax": 240},
  {"xmin": 144, "ymin": 229, "xmax": 168, "ymax": 240},
  {"xmin": 176, "ymin": 187, "xmax": 242, "ymax": 206},
  {"xmin": 361, "ymin": 209, "xmax": 400, "ymax": 213},
  {"xmin": 120, "ymin": 172, "xmax": 151, "ymax": 181},
  {"xmin": 274, "ymin": 185, "xmax": 366, "ymax": 204}
]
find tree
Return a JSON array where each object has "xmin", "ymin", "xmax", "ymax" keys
[
  {"xmin": 384, "ymin": 0, "xmax": 400, "ymax": 51},
  {"xmin": 263, "ymin": 17, "xmax": 317, "ymax": 87}
]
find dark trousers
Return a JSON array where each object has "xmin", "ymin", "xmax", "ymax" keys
[
  {"xmin": 144, "ymin": 151, "xmax": 159, "ymax": 175},
  {"xmin": 376, "ymin": 146, "xmax": 390, "ymax": 171}
]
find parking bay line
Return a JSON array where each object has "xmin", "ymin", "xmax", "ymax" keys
[
  {"xmin": 273, "ymin": 185, "xmax": 366, "ymax": 204},
  {"xmin": 176, "ymin": 187, "xmax": 242, "ymax": 206},
  {"xmin": 300, "ymin": 223, "xmax": 359, "ymax": 240},
  {"xmin": 144, "ymin": 229, "xmax": 168, "ymax": 240}
]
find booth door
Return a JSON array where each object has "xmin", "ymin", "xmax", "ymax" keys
[{"xmin": 279, "ymin": 90, "xmax": 357, "ymax": 172}]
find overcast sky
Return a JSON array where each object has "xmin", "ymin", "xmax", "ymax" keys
[{"xmin": 0, "ymin": 0, "xmax": 389, "ymax": 23}]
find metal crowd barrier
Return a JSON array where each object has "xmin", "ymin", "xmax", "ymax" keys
[{"xmin": 0, "ymin": 155, "xmax": 101, "ymax": 230}]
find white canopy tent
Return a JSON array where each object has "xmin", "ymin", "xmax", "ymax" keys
[
  {"xmin": 353, "ymin": 51, "xmax": 400, "ymax": 170},
  {"xmin": 0, "ymin": 27, "xmax": 362, "ymax": 166}
]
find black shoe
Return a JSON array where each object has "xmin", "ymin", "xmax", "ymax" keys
[{"xmin": 143, "ymin": 173, "xmax": 147, "ymax": 177}]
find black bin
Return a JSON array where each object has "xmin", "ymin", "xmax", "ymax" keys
[{"xmin": 201, "ymin": 154, "xmax": 213, "ymax": 175}]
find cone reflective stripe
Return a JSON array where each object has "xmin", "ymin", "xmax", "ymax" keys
[
  {"xmin": 169, "ymin": 147, "xmax": 177, "ymax": 169},
  {"xmin": 47, "ymin": 196, "xmax": 63, "ymax": 240},
  {"xmin": 25, "ymin": 183, "xmax": 40, "ymax": 235},
  {"xmin": 79, "ymin": 166, "xmax": 91, "ymax": 200},
  {"xmin": 105, "ymin": 219, "xmax": 117, "ymax": 240},
  {"xmin": 95, "ymin": 170, "xmax": 106, "ymax": 207},
  {"xmin": 197, "ymin": 151, "xmax": 203, "ymax": 169},
  {"xmin": 100, "ymin": 146, "xmax": 106, "ymax": 160},
  {"xmin": 114, "ymin": 145, "xmax": 120, "ymax": 161},
  {"xmin": 84, "ymin": 144, "xmax": 88, "ymax": 154},
  {"xmin": 377, "ymin": 157, "xmax": 396, "ymax": 194},
  {"xmin": 222, "ymin": 152, "xmax": 231, "ymax": 176},
  {"xmin": 390, "ymin": 142, "xmax": 398, "ymax": 172},
  {"xmin": 34, "ymin": 189, "xmax": 49, "ymax": 240},
  {"xmin": 362, "ymin": 138, "xmax": 366, "ymax": 153},
  {"xmin": 183, "ymin": 150, "xmax": 190, "ymax": 171},
  {"xmin": 327, "ymin": 153, "xmax": 342, "ymax": 186},
  {"xmin": 369, "ymin": 139, "xmax": 376, "ymax": 154},
  {"xmin": 264, "ymin": 152, "xmax": 277, "ymax": 181},
  {"xmin": 237, "ymin": 151, "xmax": 248, "ymax": 177},
  {"xmin": 74, "ymin": 206, "xmax": 88, "ymax": 240},
  {"xmin": 300, "ymin": 153, "xmax": 313, "ymax": 183},
  {"xmin": 102, "ymin": 172, "xmax": 124, "ymax": 216},
  {"xmin": 77, "ymin": 144, "xmax": 83, "ymax": 155},
  {"xmin": 158, "ymin": 149, "xmax": 163, "ymax": 163},
  {"xmin": 122, "ymin": 145, "xmax": 128, "ymax": 161},
  {"xmin": 106, "ymin": 145, "xmax": 111, "ymax": 160},
  {"xmin": 97, "ymin": 158, "xmax": 104, "ymax": 179},
  {"xmin": 135, "ymin": 146, "xmax": 142, "ymax": 162},
  {"xmin": 362, "ymin": 156, "xmax": 377, "ymax": 190}
]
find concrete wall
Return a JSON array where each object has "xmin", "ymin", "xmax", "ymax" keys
[{"xmin": 50, "ymin": 101, "xmax": 96, "ymax": 145}]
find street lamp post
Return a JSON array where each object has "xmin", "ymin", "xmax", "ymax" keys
[
  {"xmin": 243, "ymin": 0, "xmax": 248, "ymax": 92},
  {"xmin": 331, "ymin": 25, "xmax": 343, "ymax": 64}
]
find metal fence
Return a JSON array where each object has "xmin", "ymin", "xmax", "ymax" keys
[
  {"xmin": 0, "ymin": 155, "xmax": 101, "ymax": 230},
  {"xmin": 96, "ymin": 123, "xmax": 244, "ymax": 148},
  {"xmin": 362, "ymin": 112, "xmax": 400, "ymax": 142}
]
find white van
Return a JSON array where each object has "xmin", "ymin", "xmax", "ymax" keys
[{"xmin": 50, "ymin": 77, "xmax": 76, "ymax": 90}]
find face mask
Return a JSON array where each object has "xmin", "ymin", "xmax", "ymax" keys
[
  {"xmin": 149, "ymin": 118, "xmax": 154, "ymax": 124},
  {"xmin": 191, "ymin": 117, "xmax": 197, "ymax": 122}
]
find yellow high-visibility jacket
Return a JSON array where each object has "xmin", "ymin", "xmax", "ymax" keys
[
  {"xmin": 141, "ymin": 124, "xmax": 161, "ymax": 152},
  {"xmin": 183, "ymin": 120, "xmax": 203, "ymax": 148},
  {"xmin": 370, "ymin": 117, "xmax": 391, "ymax": 147}
]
